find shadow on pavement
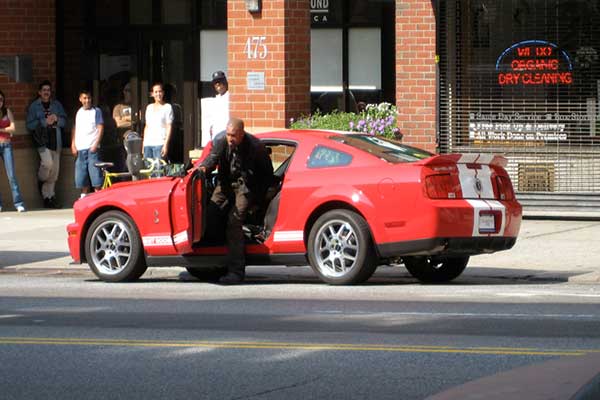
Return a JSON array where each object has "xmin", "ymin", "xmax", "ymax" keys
[
  {"xmin": 0, "ymin": 251, "xmax": 70, "ymax": 268},
  {"xmin": 11, "ymin": 264, "xmax": 585, "ymax": 285}
]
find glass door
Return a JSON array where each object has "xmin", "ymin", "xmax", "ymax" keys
[{"xmin": 138, "ymin": 32, "xmax": 196, "ymax": 163}]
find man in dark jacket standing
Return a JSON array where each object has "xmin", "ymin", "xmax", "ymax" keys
[
  {"xmin": 26, "ymin": 80, "xmax": 67, "ymax": 208},
  {"xmin": 199, "ymin": 117, "xmax": 273, "ymax": 284}
]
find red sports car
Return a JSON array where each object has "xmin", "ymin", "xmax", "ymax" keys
[{"xmin": 67, "ymin": 130, "xmax": 522, "ymax": 285}]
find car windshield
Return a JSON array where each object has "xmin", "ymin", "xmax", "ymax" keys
[{"xmin": 329, "ymin": 134, "xmax": 433, "ymax": 163}]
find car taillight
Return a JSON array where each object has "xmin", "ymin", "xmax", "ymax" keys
[
  {"xmin": 425, "ymin": 174, "xmax": 463, "ymax": 199},
  {"xmin": 494, "ymin": 175, "xmax": 515, "ymax": 200}
]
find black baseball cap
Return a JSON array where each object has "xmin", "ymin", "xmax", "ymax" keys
[{"xmin": 211, "ymin": 70, "xmax": 227, "ymax": 84}]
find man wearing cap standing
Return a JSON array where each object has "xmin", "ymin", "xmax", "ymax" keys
[{"xmin": 209, "ymin": 70, "xmax": 230, "ymax": 139}]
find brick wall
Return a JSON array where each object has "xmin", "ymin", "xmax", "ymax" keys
[
  {"xmin": 0, "ymin": 0, "xmax": 56, "ymax": 126},
  {"xmin": 395, "ymin": 0, "xmax": 437, "ymax": 153},
  {"xmin": 0, "ymin": 0, "xmax": 61, "ymax": 210},
  {"xmin": 227, "ymin": 0, "xmax": 310, "ymax": 131}
]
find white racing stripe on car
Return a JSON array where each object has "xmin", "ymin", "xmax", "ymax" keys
[
  {"xmin": 484, "ymin": 200, "xmax": 507, "ymax": 236},
  {"xmin": 142, "ymin": 236, "xmax": 173, "ymax": 247},
  {"xmin": 475, "ymin": 153, "xmax": 494, "ymax": 164},
  {"xmin": 457, "ymin": 164, "xmax": 495, "ymax": 199},
  {"xmin": 457, "ymin": 164, "xmax": 478, "ymax": 198},
  {"xmin": 457, "ymin": 156, "xmax": 507, "ymax": 237},
  {"xmin": 476, "ymin": 165, "xmax": 495, "ymax": 198},
  {"xmin": 273, "ymin": 230, "xmax": 304, "ymax": 242},
  {"xmin": 173, "ymin": 230, "xmax": 188, "ymax": 244},
  {"xmin": 457, "ymin": 154, "xmax": 480, "ymax": 163},
  {"xmin": 466, "ymin": 199, "xmax": 492, "ymax": 237}
]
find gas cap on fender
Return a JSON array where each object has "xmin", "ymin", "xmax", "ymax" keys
[{"xmin": 377, "ymin": 178, "xmax": 395, "ymax": 199}]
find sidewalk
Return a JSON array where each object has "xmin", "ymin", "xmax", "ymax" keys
[{"xmin": 1, "ymin": 208, "xmax": 599, "ymax": 283}]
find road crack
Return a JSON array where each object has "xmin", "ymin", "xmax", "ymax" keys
[{"xmin": 229, "ymin": 376, "xmax": 322, "ymax": 400}]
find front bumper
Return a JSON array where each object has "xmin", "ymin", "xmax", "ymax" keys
[{"xmin": 67, "ymin": 222, "xmax": 81, "ymax": 263}]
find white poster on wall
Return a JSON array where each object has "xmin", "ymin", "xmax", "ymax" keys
[
  {"xmin": 200, "ymin": 97, "xmax": 215, "ymax": 147},
  {"xmin": 200, "ymin": 30, "xmax": 228, "ymax": 82}
]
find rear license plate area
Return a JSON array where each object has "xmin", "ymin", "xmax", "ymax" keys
[{"xmin": 479, "ymin": 211, "xmax": 497, "ymax": 233}]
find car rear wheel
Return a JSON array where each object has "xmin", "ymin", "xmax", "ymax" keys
[
  {"xmin": 185, "ymin": 267, "xmax": 227, "ymax": 282},
  {"xmin": 307, "ymin": 209, "xmax": 377, "ymax": 285},
  {"xmin": 403, "ymin": 256, "xmax": 469, "ymax": 283},
  {"xmin": 85, "ymin": 210, "xmax": 147, "ymax": 282}
]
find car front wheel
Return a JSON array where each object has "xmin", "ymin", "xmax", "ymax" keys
[
  {"xmin": 403, "ymin": 256, "xmax": 469, "ymax": 283},
  {"xmin": 84, "ymin": 210, "xmax": 147, "ymax": 282},
  {"xmin": 307, "ymin": 209, "xmax": 377, "ymax": 285}
]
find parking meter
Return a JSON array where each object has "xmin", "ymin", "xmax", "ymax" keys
[{"xmin": 124, "ymin": 130, "xmax": 143, "ymax": 180}]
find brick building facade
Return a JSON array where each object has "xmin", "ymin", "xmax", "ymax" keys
[{"xmin": 0, "ymin": 0, "xmax": 438, "ymax": 210}]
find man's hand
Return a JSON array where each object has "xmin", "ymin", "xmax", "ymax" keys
[{"xmin": 46, "ymin": 114, "xmax": 58, "ymax": 126}]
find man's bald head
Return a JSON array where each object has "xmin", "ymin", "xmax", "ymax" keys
[
  {"xmin": 228, "ymin": 117, "xmax": 244, "ymax": 131},
  {"xmin": 226, "ymin": 117, "xmax": 246, "ymax": 148}
]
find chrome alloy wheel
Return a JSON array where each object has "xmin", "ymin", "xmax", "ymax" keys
[
  {"xmin": 89, "ymin": 219, "xmax": 133, "ymax": 275},
  {"xmin": 313, "ymin": 218, "xmax": 360, "ymax": 278}
]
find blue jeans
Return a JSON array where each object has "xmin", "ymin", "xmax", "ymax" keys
[
  {"xmin": 75, "ymin": 149, "xmax": 103, "ymax": 189},
  {"xmin": 0, "ymin": 142, "xmax": 25, "ymax": 208},
  {"xmin": 143, "ymin": 145, "xmax": 163, "ymax": 159}
]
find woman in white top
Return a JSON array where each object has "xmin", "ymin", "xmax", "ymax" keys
[{"xmin": 143, "ymin": 82, "xmax": 173, "ymax": 160}]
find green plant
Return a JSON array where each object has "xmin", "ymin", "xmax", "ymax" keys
[{"xmin": 290, "ymin": 102, "xmax": 401, "ymax": 140}]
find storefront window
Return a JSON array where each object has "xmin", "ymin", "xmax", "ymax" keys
[
  {"xmin": 63, "ymin": 0, "xmax": 85, "ymax": 27},
  {"xmin": 311, "ymin": 29, "xmax": 343, "ymax": 92},
  {"xmin": 130, "ymin": 0, "xmax": 152, "ymax": 24},
  {"xmin": 310, "ymin": 0, "xmax": 393, "ymax": 112},
  {"xmin": 162, "ymin": 0, "xmax": 192, "ymax": 24},
  {"xmin": 200, "ymin": 0, "xmax": 227, "ymax": 29},
  {"xmin": 95, "ymin": 0, "xmax": 125, "ymax": 26},
  {"xmin": 439, "ymin": 0, "xmax": 600, "ymax": 193},
  {"xmin": 349, "ymin": 28, "xmax": 381, "ymax": 90}
]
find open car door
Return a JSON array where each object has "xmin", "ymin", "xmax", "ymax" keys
[{"xmin": 169, "ymin": 169, "xmax": 204, "ymax": 253}]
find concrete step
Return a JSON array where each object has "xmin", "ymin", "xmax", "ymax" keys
[{"xmin": 516, "ymin": 192, "xmax": 600, "ymax": 219}]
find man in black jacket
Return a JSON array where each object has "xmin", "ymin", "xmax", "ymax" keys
[{"xmin": 199, "ymin": 117, "xmax": 273, "ymax": 284}]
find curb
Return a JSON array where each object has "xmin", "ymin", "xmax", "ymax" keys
[{"xmin": 426, "ymin": 353, "xmax": 600, "ymax": 400}]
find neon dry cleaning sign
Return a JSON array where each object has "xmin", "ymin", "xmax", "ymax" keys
[{"xmin": 496, "ymin": 40, "xmax": 573, "ymax": 85}]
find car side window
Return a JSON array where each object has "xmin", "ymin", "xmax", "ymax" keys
[{"xmin": 307, "ymin": 145, "xmax": 352, "ymax": 168}]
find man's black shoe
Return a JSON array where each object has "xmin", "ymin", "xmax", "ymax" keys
[
  {"xmin": 37, "ymin": 180, "xmax": 43, "ymax": 197},
  {"xmin": 43, "ymin": 197, "xmax": 52, "ymax": 208},
  {"xmin": 47, "ymin": 196, "xmax": 61, "ymax": 209},
  {"xmin": 218, "ymin": 272, "xmax": 244, "ymax": 285}
]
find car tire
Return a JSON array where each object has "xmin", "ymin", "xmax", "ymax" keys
[
  {"xmin": 403, "ymin": 256, "xmax": 469, "ymax": 283},
  {"xmin": 307, "ymin": 209, "xmax": 377, "ymax": 285},
  {"xmin": 185, "ymin": 267, "xmax": 227, "ymax": 282},
  {"xmin": 85, "ymin": 210, "xmax": 147, "ymax": 282}
]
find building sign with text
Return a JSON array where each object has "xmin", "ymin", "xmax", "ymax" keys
[
  {"xmin": 469, "ymin": 112, "xmax": 571, "ymax": 143},
  {"xmin": 496, "ymin": 40, "xmax": 573, "ymax": 86},
  {"xmin": 310, "ymin": 0, "xmax": 330, "ymax": 23}
]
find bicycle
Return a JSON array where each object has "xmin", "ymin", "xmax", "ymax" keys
[{"xmin": 95, "ymin": 158, "xmax": 167, "ymax": 189}]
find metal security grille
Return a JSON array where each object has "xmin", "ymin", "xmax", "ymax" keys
[{"xmin": 438, "ymin": 0, "xmax": 600, "ymax": 195}]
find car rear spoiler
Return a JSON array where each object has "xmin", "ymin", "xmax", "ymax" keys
[{"xmin": 417, "ymin": 153, "xmax": 508, "ymax": 168}]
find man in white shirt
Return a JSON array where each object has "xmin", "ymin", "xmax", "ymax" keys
[
  {"xmin": 71, "ymin": 90, "xmax": 104, "ymax": 197},
  {"xmin": 209, "ymin": 70, "xmax": 230, "ymax": 139}
]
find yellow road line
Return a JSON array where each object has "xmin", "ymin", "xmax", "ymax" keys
[{"xmin": 0, "ymin": 337, "xmax": 593, "ymax": 356}]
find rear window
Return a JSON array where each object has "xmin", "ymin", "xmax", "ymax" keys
[
  {"xmin": 308, "ymin": 145, "xmax": 353, "ymax": 168},
  {"xmin": 329, "ymin": 134, "xmax": 432, "ymax": 163}
]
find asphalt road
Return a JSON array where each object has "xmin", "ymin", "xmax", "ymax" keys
[{"xmin": 1, "ymin": 274, "xmax": 600, "ymax": 399}]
